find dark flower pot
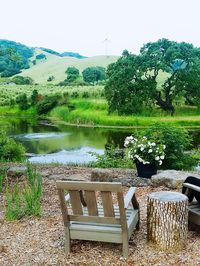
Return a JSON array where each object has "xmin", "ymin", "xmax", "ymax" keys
[{"xmin": 135, "ymin": 160, "xmax": 157, "ymax": 179}]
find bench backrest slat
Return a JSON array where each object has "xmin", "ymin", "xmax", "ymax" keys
[
  {"xmin": 85, "ymin": 190, "xmax": 98, "ymax": 216},
  {"xmin": 69, "ymin": 190, "xmax": 83, "ymax": 215},
  {"xmin": 101, "ymin": 191, "xmax": 115, "ymax": 217}
]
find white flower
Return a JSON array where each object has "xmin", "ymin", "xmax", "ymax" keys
[
  {"xmin": 155, "ymin": 156, "xmax": 160, "ymax": 161},
  {"xmin": 143, "ymin": 136, "xmax": 147, "ymax": 139},
  {"xmin": 163, "ymin": 145, "xmax": 166, "ymax": 149},
  {"xmin": 160, "ymin": 155, "xmax": 165, "ymax": 160},
  {"xmin": 124, "ymin": 141, "xmax": 129, "ymax": 147},
  {"xmin": 159, "ymin": 160, "xmax": 162, "ymax": 165},
  {"xmin": 152, "ymin": 142, "xmax": 156, "ymax": 146},
  {"xmin": 148, "ymin": 149, "xmax": 152, "ymax": 153},
  {"xmin": 140, "ymin": 147, "xmax": 144, "ymax": 151},
  {"xmin": 138, "ymin": 156, "xmax": 143, "ymax": 162}
]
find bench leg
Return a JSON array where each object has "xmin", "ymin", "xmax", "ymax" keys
[
  {"xmin": 64, "ymin": 227, "xmax": 71, "ymax": 254},
  {"xmin": 122, "ymin": 240, "xmax": 129, "ymax": 258}
]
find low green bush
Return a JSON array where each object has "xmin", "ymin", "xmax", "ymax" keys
[
  {"xmin": 0, "ymin": 130, "xmax": 25, "ymax": 162},
  {"xmin": 142, "ymin": 123, "xmax": 197, "ymax": 170},
  {"xmin": 90, "ymin": 147, "xmax": 133, "ymax": 169}
]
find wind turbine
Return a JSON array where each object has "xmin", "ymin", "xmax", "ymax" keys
[{"xmin": 102, "ymin": 36, "xmax": 110, "ymax": 57}]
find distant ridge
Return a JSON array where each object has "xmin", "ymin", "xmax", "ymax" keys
[
  {"xmin": 40, "ymin": 47, "xmax": 87, "ymax": 59},
  {"xmin": 0, "ymin": 39, "xmax": 119, "ymax": 83}
]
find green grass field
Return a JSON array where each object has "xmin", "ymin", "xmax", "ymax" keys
[
  {"xmin": 0, "ymin": 84, "xmax": 200, "ymax": 128},
  {"xmin": 50, "ymin": 98, "xmax": 200, "ymax": 127},
  {"xmin": 18, "ymin": 48, "xmax": 119, "ymax": 84}
]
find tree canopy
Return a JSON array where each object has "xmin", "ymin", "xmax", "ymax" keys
[
  {"xmin": 82, "ymin": 66, "xmax": 106, "ymax": 84},
  {"xmin": 0, "ymin": 40, "xmax": 33, "ymax": 77},
  {"xmin": 105, "ymin": 39, "xmax": 200, "ymax": 115},
  {"xmin": 65, "ymin": 67, "xmax": 80, "ymax": 83}
]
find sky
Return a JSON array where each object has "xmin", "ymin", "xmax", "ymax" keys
[{"xmin": 1, "ymin": 0, "xmax": 200, "ymax": 57}]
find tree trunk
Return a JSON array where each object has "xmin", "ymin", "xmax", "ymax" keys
[{"xmin": 147, "ymin": 191, "xmax": 188, "ymax": 251}]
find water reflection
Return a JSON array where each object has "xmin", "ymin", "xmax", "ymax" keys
[
  {"xmin": 29, "ymin": 147, "xmax": 104, "ymax": 164},
  {"xmin": 0, "ymin": 116, "xmax": 200, "ymax": 164}
]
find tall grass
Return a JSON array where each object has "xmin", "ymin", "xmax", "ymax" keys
[
  {"xmin": 0, "ymin": 167, "xmax": 6, "ymax": 193},
  {"xmin": 5, "ymin": 163, "xmax": 42, "ymax": 220},
  {"xmin": 50, "ymin": 99, "xmax": 200, "ymax": 127}
]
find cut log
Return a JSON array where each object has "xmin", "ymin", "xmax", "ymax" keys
[{"xmin": 147, "ymin": 191, "xmax": 188, "ymax": 251}]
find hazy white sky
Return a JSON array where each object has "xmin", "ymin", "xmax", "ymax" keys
[{"xmin": 1, "ymin": 0, "xmax": 200, "ymax": 56}]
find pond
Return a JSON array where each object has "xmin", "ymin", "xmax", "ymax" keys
[{"xmin": 1, "ymin": 117, "xmax": 200, "ymax": 165}]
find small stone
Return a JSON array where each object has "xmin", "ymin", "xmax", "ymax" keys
[{"xmin": 7, "ymin": 166, "xmax": 27, "ymax": 177}]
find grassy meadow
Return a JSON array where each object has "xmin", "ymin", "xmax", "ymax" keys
[
  {"xmin": 18, "ymin": 48, "xmax": 119, "ymax": 84},
  {"xmin": 0, "ymin": 84, "xmax": 200, "ymax": 128}
]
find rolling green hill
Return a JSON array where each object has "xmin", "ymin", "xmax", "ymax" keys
[{"xmin": 19, "ymin": 48, "xmax": 119, "ymax": 84}]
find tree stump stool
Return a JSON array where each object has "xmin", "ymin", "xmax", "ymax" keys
[{"xmin": 147, "ymin": 191, "xmax": 188, "ymax": 251}]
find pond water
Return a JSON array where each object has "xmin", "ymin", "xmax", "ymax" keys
[{"xmin": 1, "ymin": 117, "xmax": 200, "ymax": 165}]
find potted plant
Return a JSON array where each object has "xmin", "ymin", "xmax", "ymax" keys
[{"xmin": 124, "ymin": 135, "xmax": 166, "ymax": 178}]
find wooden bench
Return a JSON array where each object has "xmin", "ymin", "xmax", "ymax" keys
[
  {"xmin": 183, "ymin": 182, "xmax": 200, "ymax": 225},
  {"xmin": 56, "ymin": 181, "xmax": 140, "ymax": 257}
]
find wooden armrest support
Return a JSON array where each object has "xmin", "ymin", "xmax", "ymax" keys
[
  {"xmin": 183, "ymin": 183, "xmax": 200, "ymax": 193},
  {"xmin": 124, "ymin": 187, "xmax": 136, "ymax": 209},
  {"xmin": 65, "ymin": 194, "xmax": 70, "ymax": 202}
]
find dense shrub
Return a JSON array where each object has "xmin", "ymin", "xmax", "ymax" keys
[
  {"xmin": 143, "ymin": 123, "xmax": 196, "ymax": 170},
  {"xmin": 71, "ymin": 91, "xmax": 79, "ymax": 98},
  {"xmin": 82, "ymin": 66, "xmax": 106, "ymax": 84},
  {"xmin": 36, "ymin": 53, "xmax": 46, "ymax": 60},
  {"xmin": 47, "ymin": 76, "xmax": 55, "ymax": 82},
  {"xmin": 0, "ymin": 130, "xmax": 25, "ymax": 162},
  {"xmin": 36, "ymin": 95, "xmax": 59, "ymax": 115},
  {"xmin": 16, "ymin": 93, "xmax": 29, "ymax": 110},
  {"xmin": 12, "ymin": 76, "xmax": 33, "ymax": 85}
]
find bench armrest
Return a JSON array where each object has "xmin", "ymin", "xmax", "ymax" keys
[
  {"xmin": 124, "ymin": 187, "xmax": 137, "ymax": 209},
  {"xmin": 183, "ymin": 183, "xmax": 200, "ymax": 193},
  {"xmin": 65, "ymin": 194, "xmax": 70, "ymax": 202}
]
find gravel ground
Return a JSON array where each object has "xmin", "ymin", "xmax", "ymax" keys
[{"xmin": 0, "ymin": 166, "xmax": 200, "ymax": 266}]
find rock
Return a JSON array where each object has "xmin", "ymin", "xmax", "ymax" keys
[
  {"xmin": 91, "ymin": 169, "xmax": 114, "ymax": 182},
  {"xmin": 49, "ymin": 174, "xmax": 86, "ymax": 181},
  {"xmin": 7, "ymin": 166, "xmax": 27, "ymax": 177},
  {"xmin": 151, "ymin": 170, "xmax": 200, "ymax": 189},
  {"xmin": 91, "ymin": 168, "xmax": 150, "ymax": 186},
  {"xmin": 114, "ymin": 175, "xmax": 151, "ymax": 187}
]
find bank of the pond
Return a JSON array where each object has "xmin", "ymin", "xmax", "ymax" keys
[
  {"xmin": 1, "ymin": 104, "xmax": 200, "ymax": 128},
  {"xmin": 0, "ymin": 106, "xmax": 37, "ymax": 117},
  {"xmin": 49, "ymin": 105, "xmax": 200, "ymax": 128}
]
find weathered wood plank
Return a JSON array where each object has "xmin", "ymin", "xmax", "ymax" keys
[
  {"xmin": 124, "ymin": 187, "xmax": 136, "ymax": 209},
  {"xmin": 69, "ymin": 214, "xmax": 121, "ymax": 224},
  {"xmin": 117, "ymin": 191, "xmax": 129, "ymax": 258},
  {"xmin": 85, "ymin": 190, "xmax": 98, "ymax": 216},
  {"xmin": 57, "ymin": 189, "xmax": 71, "ymax": 253},
  {"xmin": 70, "ymin": 230, "xmax": 122, "ymax": 243},
  {"xmin": 56, "ymin": 181, "xmax": 122, "ymax": 192},
  {"xmin": 101, "ymin": 191, "xmax": 115, "ymax": 217},
  {"xmin": 69, "ymin": 190, "xmax": 83, "ymax": 215}
]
